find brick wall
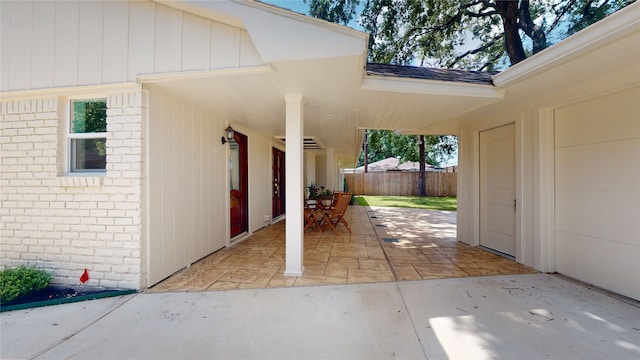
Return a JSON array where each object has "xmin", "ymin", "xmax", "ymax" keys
[{"xmin": 0, "ymin": 92, "xmax": 146, "ymax": 289}]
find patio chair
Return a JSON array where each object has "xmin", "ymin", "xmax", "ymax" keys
[
  {"xmin": 329, "ymin": 191, "xmax": 344, "ymax": 209},
  {"xmin": 304, "ymin": 201, "xmax": 323, "ymax": 232},
  {"xmin": 321, "ymin": 192, "xmax": 352, "ymax": 235}
]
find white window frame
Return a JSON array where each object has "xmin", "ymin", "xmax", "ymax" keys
[{"xmin": 67, "ymin": 97, "xmax": 108, "ymax": 174}]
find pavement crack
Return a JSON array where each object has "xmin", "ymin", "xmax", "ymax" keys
[
  {"xmin": 30, "ymin": 293, "xmax": 138, "ymax": 360},
  {"xmin": 395, "ymin": 282, "xmax": 429, "ymax": 360}
]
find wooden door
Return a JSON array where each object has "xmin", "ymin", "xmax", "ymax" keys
[
  {"xmin": 272, "ymin": 148, "xmax": 285, "ymax": 218},
  {"xmin": 480, "ymin": 123, "xmax": 516, "ymax": 257},
  {"xmin": 229, "ymin": 132, "xmax": 248, "ymax": 238}
]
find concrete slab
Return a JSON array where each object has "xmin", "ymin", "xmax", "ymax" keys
[
  {"xmin": 398, "ymin": 274, "xmax": 640, "ymax": 359},
  {"xmin": 30, "ymin": 282, "xmax": 425, "ymax": 359},
  {"xmin": 0, "ymin": 294, "xmax": 135, "ymax": 359},
  {"xmin": 2, "ymin": 274, "xmax": 638, "ymax": 360}
]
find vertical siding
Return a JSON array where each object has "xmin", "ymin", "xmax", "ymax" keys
[
  {"xmin": 53, "ymin": 1, "xmax": 79, "ymax": 87},
  {"xmin": 159, "ymin": 91, "xmax": 175, "ymax": 279},
  {"xmin": 248, "ymin": 134, "xmax": 273, "ymax": 231},
  {"xmin": 77, "ymin": 1, "xmax": 104, "ymax": 85},
  {"xmin": 182, "ymin": 13, "xmax": 210, "ymax": 71},
  {"xmin": 154, "ymin": 4, "xmax": 182, "ymax": 73},
  {"xmin": 182, "ymin": 103, "xmax": 195, "ymax": 260},
  {"xmin": 128, "ymin": 1, "xmax": 155, "ymax": 80},
  {"xmin": 0, "ymin": 3, "xmax": 10, "ymax": 90},
  {"xmin": 31, "ymin": 2, "xmax": 56, "ymax": 89},
  {"xmin": 7, "ymin": 1, "xmax": 32, "ymax": 89},
  {"xmin": 147, "ymin": 87, "xmax": 163, "ymax": 283},
  {"xmin": 147, "ymin": 86, "xmax": 226, "ymax": 285},
  {"xmin": 210, "ymin": 22, "xmax": 240, "ymax": 69},
  {"xmin": 554, "ymin": 86, "xmax": 640, "ymax": 300},
  {"xmin": 206, "ymin": 110, "xmax": 220, "ymax": 255},
  {"xmin": 1, "ymin": 0, "xmax": 264, "ymax": 92},
  {"xmin": 102, "ymin": 1, "xmax": 129, "ymax": 83}
]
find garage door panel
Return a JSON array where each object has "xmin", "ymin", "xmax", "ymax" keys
[
  {"xmin": 555, "ymin": 86, "xmax": 640, "ymax": 301},
  {"xmin": 555, "ymin": 87, "xmax": 640, "ymax": 147},
  {"xmin": 556, "ymin": 231, "xmax": 640, "ymax": 300},
  {"xmin": 555, "ymin": 139, "xmax": 639, "ymax": 192},
  {"xmin": 556, "ymin": 190, "xmax": 640, "ymax": 247}
]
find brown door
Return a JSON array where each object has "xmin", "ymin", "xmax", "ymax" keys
[
  {"xmin": 229, "ymin": 131, "xmax": 248, "ymax": 238},
  {"xmin": 272, "ymin": 148, "xmax": 285, "ymax": 218}
]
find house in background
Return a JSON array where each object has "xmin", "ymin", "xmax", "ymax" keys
[
  {"xmin": 345, "ymin": 157, "xmax": 445, "ymax": 173},
  {"xmin": 1, "ymin": 0, "xmax": 638, "ymax": 300}
]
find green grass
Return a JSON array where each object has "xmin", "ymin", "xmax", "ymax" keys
[{"xmin": 354, "ymin": 195, "xmax": 457, "ymax": 211}]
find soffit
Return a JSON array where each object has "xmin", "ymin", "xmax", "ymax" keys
[{"xmin": 144, "ymin": 53, "xmax": 505, "ymax": 166}]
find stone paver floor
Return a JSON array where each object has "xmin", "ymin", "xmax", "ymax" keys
[{"xmin": 150, "ymin": 206, "xmax": 537, "ymax": 292}]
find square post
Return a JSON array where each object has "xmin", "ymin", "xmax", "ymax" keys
[{"xmin": 284, "ymin": 94, "xmax": 304, "ymax": 276}]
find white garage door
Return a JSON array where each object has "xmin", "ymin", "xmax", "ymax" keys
[{"xmin": 554, "ymin": 86, "xmax": 640, "ymax": 300}]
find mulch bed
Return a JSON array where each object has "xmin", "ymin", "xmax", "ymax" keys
[{"xmin": 1, "ymin": 286, "xmax": 136, "ymax": 312}]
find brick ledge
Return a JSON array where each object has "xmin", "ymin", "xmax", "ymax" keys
[{"xmin": 57, "ymin": 175, "xmax": 104, "ymax": 187}]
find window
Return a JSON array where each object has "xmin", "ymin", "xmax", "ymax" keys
[{"xmin": 69, "ymin": 99, "xmax": 107, "ymax": 173}]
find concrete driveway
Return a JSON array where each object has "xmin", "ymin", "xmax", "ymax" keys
[{"xmin": 2, "ymin": 273, "xmax": 639, "ymax": 359}]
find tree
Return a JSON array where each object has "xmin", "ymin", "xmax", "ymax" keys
[
  {"xmin": 308, "ymin": 0, "xmax": 634, "ymax": 70},
  {"xmin": 306, "ymin": 0, "xmax": 359, "ymax": 24},
  {"xmin": 358, "ymin": 130, "xmax": 457, "ymax": 167}
]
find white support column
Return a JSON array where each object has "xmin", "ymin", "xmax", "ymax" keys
[
  {"xmin": 284, "ymin": 94, "xmax": 305, "ymax": 276},
  {"xmin": 325, "ymin": 147, "xmax": 337, "ymax": 190}
]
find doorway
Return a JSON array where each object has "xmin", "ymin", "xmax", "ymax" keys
[
  {"xmin": 230, "ymin": 131, "xmax": 248, "ymax": 239},
  {"xmin": 272, "ymin": 148, "xmax": 285, "ymax": 219},
  {"xmin": 479, "ymin": 123, "xmax": 516, "ymax": 257}
]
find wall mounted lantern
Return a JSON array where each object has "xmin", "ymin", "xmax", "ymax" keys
[{"xmin": 221, "ymin": 125, "xmax": 235, "ymax": 144}]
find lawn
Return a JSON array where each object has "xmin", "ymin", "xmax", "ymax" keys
[{"xmin": 354, "ymin": 195, "xmax": 457, "ymax": 211}]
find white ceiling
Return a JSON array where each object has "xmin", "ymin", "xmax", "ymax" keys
[{"xmin": 146, "ymin": 54, "xmax": 502, "ymax": 166}]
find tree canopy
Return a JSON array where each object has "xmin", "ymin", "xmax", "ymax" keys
[
  {"xmin": 359, "ymin": 130, "xmax": 457, "ymax": 166},
  {"xmin": 308, "ymin": 0, "xmax": 634, "ymax": 70}
]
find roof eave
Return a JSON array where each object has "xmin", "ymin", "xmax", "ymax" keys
[{"xmin": 362, "ymin": 76, "xmax": 504, "ymax": 98}]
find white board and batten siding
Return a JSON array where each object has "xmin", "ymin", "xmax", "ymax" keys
[
  {"xmin": 0, "ymin": 0, "xmax": 263, "ymax": 92},
  {"xmin": 554, "ymin": 86, "xmax": 640, "ymax": 300},
  {"xmin": 147, "ymin": 86, "xmax": 227, "ymax": 285}
]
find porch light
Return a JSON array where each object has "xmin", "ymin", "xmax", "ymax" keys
[{"xmin": 221, "ymin": 125, "xmax": 235, "ymax": 144}]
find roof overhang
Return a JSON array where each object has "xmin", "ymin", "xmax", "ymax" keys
[
  {"xmin": 137, "ymin": 0, "xmax": 507, "ymax": 166},
  {"xmin": 361, "ymin": 76, "xmax": 503, "ymax": 98},
  {"xmin": 144, "ymin": 0, "xmax": 639, "ymax": 166}
]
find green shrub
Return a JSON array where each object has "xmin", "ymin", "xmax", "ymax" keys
[{"xmin": 0, "ymin": 266, "xmax": 52, "ymax": 303}]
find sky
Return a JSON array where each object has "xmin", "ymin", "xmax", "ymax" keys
[
  {"xmin": 262, "ymin": 0, "xmax": 309, "ymax": 15},
  {"xmin": 262, "ymin": 0, "xmax": 364, "ymax": 29}
]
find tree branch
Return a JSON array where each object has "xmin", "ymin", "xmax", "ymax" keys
[
  {"xmin": 547, "ymin": 0, "xmax": 578, "ymax": 32},
  {"xmin": 478, "ymin": 51, "xmax": 504, "ymax": 71},
  {"xmin": 517, "ymin": 0, "xmax": 547, "ymax": 54},
  {"xmin": 446, "ymin": 36, "xmax": 500, "ymax": 68},
  {"xmin": 466, "ymin": 9, "xmax": 498, "ymax": 17}
]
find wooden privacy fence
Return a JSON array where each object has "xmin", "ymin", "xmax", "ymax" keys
[{"xmin": 345, "ymin": 172, "xmax": 457, "ymax": 197}]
